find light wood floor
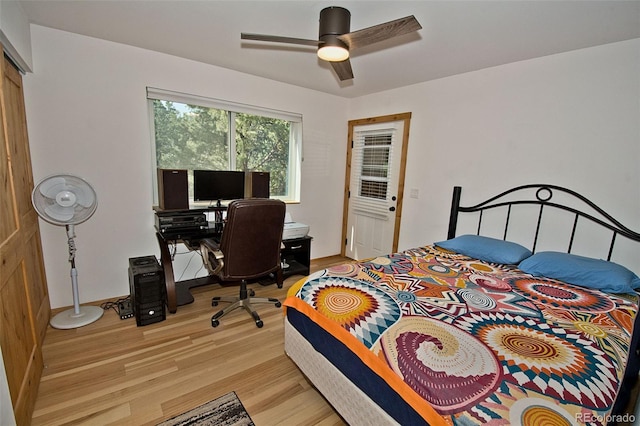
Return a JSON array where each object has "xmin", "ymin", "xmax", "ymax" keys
[{"xmin": 31, "ymin": 256, "xmax": 351, "ymax": 426}]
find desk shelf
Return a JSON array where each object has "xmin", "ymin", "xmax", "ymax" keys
[{"xmin": 281, "ymin": 236, "xmax": 312, "ymax": 279}]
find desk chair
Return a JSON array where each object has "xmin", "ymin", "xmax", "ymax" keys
[{"xmin": 200, "ymin": 198, "xmax": 286, "ymax": 328}]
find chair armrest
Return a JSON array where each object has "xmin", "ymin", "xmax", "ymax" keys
[{"xmin": 200, "ymin": 238, "xmax": 224, "ymax": 275}]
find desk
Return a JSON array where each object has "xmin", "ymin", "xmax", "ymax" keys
[{"xmin": 154, "ymin": 207, "xmax": 312, "ymax": 313}]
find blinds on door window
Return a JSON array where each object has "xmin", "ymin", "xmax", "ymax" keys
[{"xmin": 351, "ymin": 127, "xmax": 396, "ymax": 219}]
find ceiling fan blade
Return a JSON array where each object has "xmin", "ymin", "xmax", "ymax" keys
[
  {"xmin": 338, "ymin": 15, "xmax": 421, "ymax": 50},
  {"xmin": 330, "ymin": 59, "xmax": 354, "ymax": 81},
  {"xmin": 241, "ymin": 33, "xmax": 320, "ymax": 47}
]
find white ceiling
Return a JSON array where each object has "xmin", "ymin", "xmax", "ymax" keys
[{"xmin": 18, "ymin": 0, "xmax": 640, "ymax": 98}]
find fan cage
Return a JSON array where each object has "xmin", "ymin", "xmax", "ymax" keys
[{"xmin": 32, "ymin": 174, "xmax": 98, "ymax": 226}]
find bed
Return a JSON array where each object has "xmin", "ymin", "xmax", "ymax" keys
[{"xmin": 283, "ymin": 184, "xmax": 640, "ymax": 425}]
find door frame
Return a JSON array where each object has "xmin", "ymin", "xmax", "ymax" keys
[{"xmin": 341, "ymin": 112, "xmax": 412, "ymax": 257}]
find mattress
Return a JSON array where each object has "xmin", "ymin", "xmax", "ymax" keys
[
  {"xmin": 283, "ymin": 245, "xmax": 639, "ymax": 425},
  {"xmin": 284, "ymin": 317, "xmax": 399, "ymax": 425}
]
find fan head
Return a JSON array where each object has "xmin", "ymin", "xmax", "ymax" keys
[{"xmin": 32, "ymin": 174, "xmax": 98, "ymax": 226}]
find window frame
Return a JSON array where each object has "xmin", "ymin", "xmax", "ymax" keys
[{"xmin": 147, "ymin": 87, "xmax": 302, "ymax": 204}]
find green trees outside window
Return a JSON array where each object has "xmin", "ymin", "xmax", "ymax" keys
[{"xmin": 153, "ymin": 100, "xmax": 296, "ymax": 200}]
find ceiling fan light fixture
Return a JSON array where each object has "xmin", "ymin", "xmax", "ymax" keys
[
  {"xmin": 241, "ymin": 5, "xmax": 421, "ymax": 82},
  {"xmin": 317, "ymin": 45, "xmax": 349, "ymax": 62}
]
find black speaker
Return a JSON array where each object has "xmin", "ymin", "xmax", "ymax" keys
[
  {"xmin": 245, "ymin": 171, "xmax": 270, "ymax": 198},
  {"xmin": 158, "ymin": 169, "xmax": 189, "ymax": 210},
  {"xmin": 128, "ymin": 256, "xmax": 166, "ymax": 326}
]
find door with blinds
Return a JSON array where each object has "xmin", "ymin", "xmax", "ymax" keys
[{"xmin": 343, "ymin": 113, "xmax": 411, "ymax": 260}]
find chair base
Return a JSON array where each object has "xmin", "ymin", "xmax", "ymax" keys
[{"xmin": 211, "ymin": 286, "xmax": 281, "ymax": 328}]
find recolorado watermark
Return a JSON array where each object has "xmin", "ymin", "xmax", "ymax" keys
[{"xmin": 576, "ymin": 413, "xmax": 635, "ymax": 423}]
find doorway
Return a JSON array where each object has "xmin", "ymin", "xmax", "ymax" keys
[{"xmin": 341, "ymin": 113, "xmax": 412, "ymax": 260}]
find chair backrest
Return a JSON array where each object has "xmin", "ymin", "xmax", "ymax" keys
[{"xmin": 218, "ymin": 198, "xmax": 286, "ymax": 281}]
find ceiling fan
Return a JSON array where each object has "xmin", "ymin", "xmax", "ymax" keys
[{"xmin": 241, "ymin": 6, "xmax": 422, "ymax": 81}]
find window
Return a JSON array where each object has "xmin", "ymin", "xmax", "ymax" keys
[
  {"xmin": 347, "ymin": 124, "xmax": 399, "ymax": 223},
  {"xmin": 358, "ymin": 133, "xmax": 392, "ymax": 200},
  {"xmin": 147, "ymin": 87, "xmax": 302, "ymax": 203}
]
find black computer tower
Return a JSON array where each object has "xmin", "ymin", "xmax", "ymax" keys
[{"xmin": 128, "ymin": 256, "xmax": 166, "ymax": 326}]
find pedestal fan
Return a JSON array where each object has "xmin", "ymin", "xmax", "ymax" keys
[{"xmin": 31, "ymin": 174, "xmax": 103, "ymax": 329}]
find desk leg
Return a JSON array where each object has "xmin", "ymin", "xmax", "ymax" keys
[{"xmin": 156, "ymin": 232, "xmax": 177, "ymax": 313}]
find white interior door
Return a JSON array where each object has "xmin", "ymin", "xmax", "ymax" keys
[{"xmin": 345, "ymin": 120, "xmax": 405, "ymax": 260}]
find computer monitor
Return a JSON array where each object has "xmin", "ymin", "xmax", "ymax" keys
[{"xmin": 193, "ymin": 170, "xmax": 245, "ymax": 204}]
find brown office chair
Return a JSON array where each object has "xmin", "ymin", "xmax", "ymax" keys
[{"xmin": 200, "ymin": 198, "xmax": 286, "ymax": 328}]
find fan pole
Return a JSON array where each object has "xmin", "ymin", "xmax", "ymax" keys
[
  {"xmin": 70, "ymin": 257, "xmax": 81, "ymax": 316},
  {"xmin": 67, "ymin": 225, "xmax": 80, "ymax": 315},
  {"xmin": 49, "ymin": 225, "xmax": 104, "ymax": 329}
]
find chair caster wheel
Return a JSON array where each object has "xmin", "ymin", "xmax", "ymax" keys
[
  {"xmin": 275, "ymin": 302, "xmax": 282, "ymax": 308},
  {"xmin": 212, "ymin": 301, "xmax": 218, "ymax": 307},
  {"xmin": 277, "ymin": 283, "xmax": 283, "ymax": 289},
  {"xmin": 249, "ymin": 289, "xmax": 255, "ymax": 296},
  {"xmin": 256, "ymin": 320, "xmax": 263, "ymax": 328},
  {"xmin": 211, "ymin": 319, "xmax": 220, "ymax": 327}
]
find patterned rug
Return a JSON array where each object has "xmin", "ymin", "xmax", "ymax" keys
[{"xmin": 157, "ymin": 391, "xmax": 254, "ymax": 426}]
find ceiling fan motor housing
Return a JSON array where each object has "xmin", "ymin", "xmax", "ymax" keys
[{"xmin": 319, "ymin": 6, "xmax": 350, "ymax": 50}]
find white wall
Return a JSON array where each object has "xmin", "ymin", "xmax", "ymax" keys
[
  {"xmin": 24, "ymin": 25, "xmax": 349, "ymax": 308},
  {"xmin": 0, "ymin": 0, "xmax": 32, "ymax": 72},
  {"xmin": 0, "ymin": 348, "xmax": 15, "ymax": 426},
  {"xmin": 349, "ymin": 39, "xmax": 640, "ymax": 272}
]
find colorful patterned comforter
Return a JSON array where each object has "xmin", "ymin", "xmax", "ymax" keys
[{"xmin": 284, "ymin": 245, "xmax": 638, "ymax": 425}]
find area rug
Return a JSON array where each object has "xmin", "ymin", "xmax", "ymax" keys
[{"xmin": 157, "ymin": 391, "xmax": 255, "ymax": 426}]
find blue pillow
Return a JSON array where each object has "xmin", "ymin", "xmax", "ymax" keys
[
  {"xmin": 435, "ymin": 234, "xmax": 532, "ymax": 265},
  {"xmin": 518, "ymin": 251, "xmax": 640, "ymax": 294}
]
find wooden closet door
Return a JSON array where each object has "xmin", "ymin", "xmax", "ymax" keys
[{"xmin": 0, "ymin": 52, "xmax": 50, "ymax": 425}]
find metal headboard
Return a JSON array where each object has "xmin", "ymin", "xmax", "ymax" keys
[{"xmin": 447, "ymin": 184, "xmax": 640, "ymax": 260}]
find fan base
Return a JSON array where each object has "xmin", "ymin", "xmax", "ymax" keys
[{"xmin": 50, "ymin": 305, "xmax": 104, "ymax": 329}]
